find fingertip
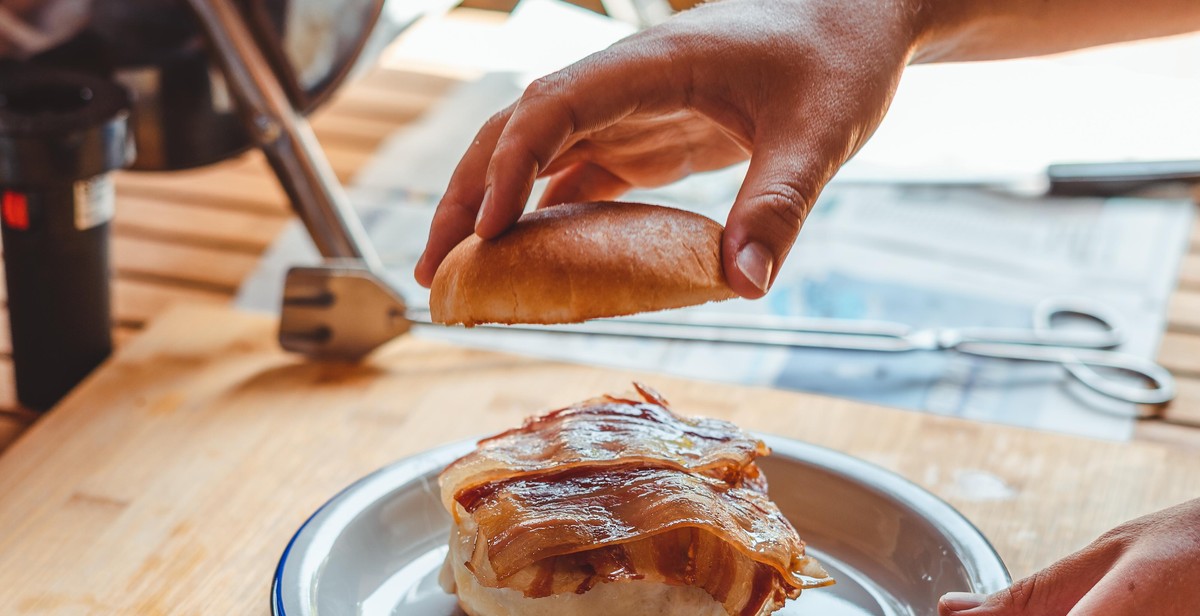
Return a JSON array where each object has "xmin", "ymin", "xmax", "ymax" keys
[
  {"xmin": 475, "ymin": 171, "xmax": 535, "ymax": 238},
  {"xmin": 723, "ymin": 238, "xmax": 773, "ymax": 299},
  {"xmin": 413, "ymin": 252, "xmax": 435, "ymax": 288},
  {"xmin": 473, "ymin": 186, "xmax": 492, "ymax": 235},
  {"xmin": 474, "ymin": 205, "xmax": 522, "ymax": 239},
  {"xmin": 938, "ymin": 592, "xmax": 988, "ymax": 615},
  {"xmin": 473, "ymin": 211, "xmax": 504, "ymax": 239}
]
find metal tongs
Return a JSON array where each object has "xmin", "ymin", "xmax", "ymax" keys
[
  {"xmin": 403, "ymin": 297, "xmax": 1175, "ymax": 406},
  {"xmin": 187, "ymin": 0, "xmax": 413, "ymax": 359}
]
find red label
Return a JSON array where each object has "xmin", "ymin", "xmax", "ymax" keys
[{"xmin": 2, "ymin": 191, "xmax": 29, "ymax": 230}]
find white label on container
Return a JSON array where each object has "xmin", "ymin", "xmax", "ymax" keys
[{"xmin": 74, "ymin": 175, "xmax": 116, "ymax": 230}]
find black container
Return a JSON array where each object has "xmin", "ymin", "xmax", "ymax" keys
[{"xmin": 0, "ymin": 69, "xmax": 132, "ymax": 411}]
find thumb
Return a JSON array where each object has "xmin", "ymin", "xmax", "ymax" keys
[
  {"xmin": 722, "ymin": 136, "xmax": 832, "ymax": 299},
  {"xmin": 938, "ymin": 552, "xmax": 1112, "ymax": 616}
]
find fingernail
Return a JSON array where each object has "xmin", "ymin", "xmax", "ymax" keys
[
  {"xmin": 736, "ymin": 241, "xmax": 773, "ymax": 293},
  {"xmin": 476, "ymin": 187, "xmax": 491, "ymax": 229},
  {"xmin": 940, "ymin": 592, "xmax": 987, "ymax": 613}
]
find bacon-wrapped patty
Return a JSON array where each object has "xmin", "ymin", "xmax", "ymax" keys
[{"xmin": 439, "ymin": 383, "xmax": 834, "ymax": 616}]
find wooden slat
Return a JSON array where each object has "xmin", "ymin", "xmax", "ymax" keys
[
  {"xmin": 320, "ymin": 85, "xmax": 451, "ymax": 126},
  {"xmin": 1164, "ymin": 376, "xmax": 1200, "ymax": 427},
  {"xmin": 1192, "ymin": 207, "xmax": 1200, "ymax": 252},
  {"xmin": 353, "ymin": 66, "xmax": 464, "ymax": 100},
  {"xmin": 179, "ymin": 142, "xmax": 373, "ymax": 189},
  {"xmin": 335, "ymin": 71, "xmax": 453, "ymax": 108},
  {"xmin": 197, "ymin": 148, "xmax": 271, "ymax": 174},
  {"xmin": 1181, "ymin": 253, "xmax": 1200, "ymax": 290},
  {"xmin": 1159, "ymin": 332, "xmax": 1200, "ymax": 376},
  {"xmin": 1168, "ymin": 290, "xmax": 1200, "ymax": 334},
  {"xmin": 112, "ymin": 279, "xmax": 228, "ymax": 327},
  {"xmin": 113, "ymin": 195, "xmax": 289, "ymax": 253},
  {"xmin": 217, "ymin": 141, "xmax": 374, "ymax": 185},
  {"xmin": 319, "ymin": 141, "xmax": 376, "ymax": 183},
  {"xmin": 112, "ymin": 325, "xmax": 143, "ymax": 348},
  {"xmin": 1135, "ymin": 416, "xmax": 1200, "ymax": 448},
  {"xmin": 115, "ymin": 168, "xmax": 289, "ymax": 215},
  {"xmin": 0, "ymin": 403, "xmax": 32, "ymax": 453},
  {"xmin": 460, "ymin": 0, "xmax": 607, "ymax": 14},
  {"xmin": 112, "ymin": 237, "xmax": 262, "ymax": 293},
  {"xmin": 0, "ymin": 362, "xmax": 14, "ymax": 411},
  {"xmin": 309, "ymin": 112, "xmax": 405, "ymax": 150}
]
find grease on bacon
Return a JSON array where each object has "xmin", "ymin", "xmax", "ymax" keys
[
  {"xmin": 440, "ymin": 383, "xmax": 768, "ymax": 515},
  {"xmin": 440, "ymin": 383, "xmax": 834, "ymax": 616}
]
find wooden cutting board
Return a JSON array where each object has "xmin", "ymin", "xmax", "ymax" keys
[{"xmin": 1, "ymin": 305, "xmax": 1198, "ymax": 614}]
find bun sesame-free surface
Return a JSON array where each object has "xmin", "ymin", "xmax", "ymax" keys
[{"xmin": 429, "ymin": 202, "xmax": 735, "ymax": 326}]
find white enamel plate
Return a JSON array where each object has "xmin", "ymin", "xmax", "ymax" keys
[{"xmin": 273, "ymin": 436, "xmax": 1010, "ymax": 616}]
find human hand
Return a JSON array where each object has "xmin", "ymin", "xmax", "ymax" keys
[
  {"xmin": 414, "ymin": 0, "xmax": 924, "ymax": 298},
  {"xmin": 939, "ymin": 498, "xmax": 1200, "ymax": 616}
]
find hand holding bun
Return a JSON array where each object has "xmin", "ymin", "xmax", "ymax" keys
[{"xmin": 429, "ymin": 202, "xmax": 735, "ymax": 326}]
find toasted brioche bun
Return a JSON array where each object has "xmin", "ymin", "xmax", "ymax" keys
[
  {"xmin": 441, "ymin": 518, "xmax": 726, "ymax": 616},
  {"xmin": 430, "ymin": 202, "xmax": 736, "ymax": 326}
]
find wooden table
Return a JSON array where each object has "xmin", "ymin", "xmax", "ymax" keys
[
  {"xmin": 0, "ymin": 0, "xmax": 1198, "ymax": 595},
  {"xmin": 1, "ymin": 304, "xmax": 1199, "ymax": 614},
  {"xmin": 0, "ymin": 8, "xmax": 1198, "ymax": 610}
]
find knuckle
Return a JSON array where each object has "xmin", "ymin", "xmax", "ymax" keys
[
  {"xmin": 1096, "ymin": 519, "xmax": 1143, "ymax": 550},
  {"xmin": 997, "ymin": 570, "xmax": 1044, "ymax": 611},
  {"xmin": 469, "ymin": 110, "xmax": 511, "ymax": 149},
  {"xmin": 493, "ymin": 135, "xmax": 542, "ymax": 171},
  {"xmin": 523, "ymin": 73, "xmax": 565, "ymax": 101},
  {"xmin": 482, "ymin": 110, "xmax": 509, "ymax": 133},
  {"xmin": 442, "ymin": 198, "xmax": 478, "ymax": 223},
  {"xmin": 753, "ymin": 179, "xmax": 813, "ymax": 231},
  {"xmin": 521, "ymin": 77, "xmax": 580, "ymax": 134}
]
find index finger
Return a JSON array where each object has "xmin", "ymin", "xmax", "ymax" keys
[
  {"xmin": 414, "ymin": 105, "xmax": 515, "ymax": 287},
  {"xmin": 474, "ymin": 43, "xmax": 689, "ymax": 238}
]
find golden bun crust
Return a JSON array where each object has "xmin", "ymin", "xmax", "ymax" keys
[{"xmin": 430, "ymin": 202, "xmax": 736, "ymax": 326}]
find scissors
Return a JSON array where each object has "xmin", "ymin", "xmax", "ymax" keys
[{"xmin": 409, "ymin": 296, "xmax": 1174, "ymax": 406}]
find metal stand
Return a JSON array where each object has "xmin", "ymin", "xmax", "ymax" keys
[{"xmin": 187, "ymin": 0, "xmax": 410, "ymax": 360}]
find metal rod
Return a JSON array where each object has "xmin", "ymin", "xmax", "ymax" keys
[
  {"xmin": 186, "ymin": 0, "xmax": 384, "ymax": 272},
  {"xmin": 404, "ymin": 309, "xmax": 917, "ymax": 352}
]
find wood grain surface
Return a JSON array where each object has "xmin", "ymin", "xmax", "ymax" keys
[{"xmin": 1, "ymin": 304, "xmax": 1199, "ymax": 615}]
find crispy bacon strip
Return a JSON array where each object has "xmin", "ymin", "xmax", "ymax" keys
[
  {"xmin": 462, "ymin": 526, "xmax": 824, "ymax": 616},
  {"xmin": 459, "ymin": 465, "xmax": 828, "ymax": 586},
  {"xmin": 440, "ymin": 384, "xmax": 834, "ymax": 616},
  {"xmin": 439, "ymin": 383, "xmax": 768, "ymax": 514}
]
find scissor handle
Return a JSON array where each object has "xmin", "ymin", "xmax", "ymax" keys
[
  {"xmin": 953, "ymin": 296, "xmax": 1127, "ymax": 349},
  {"xmin": 956, "ymin": 342, "xmax": 1176, "ymax": 405},
  {"xmin": 1031, "ymin": 296, "xmax": 1127, "ymax": 349}
]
